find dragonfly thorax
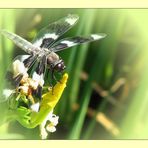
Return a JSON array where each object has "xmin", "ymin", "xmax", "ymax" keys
[{"xmin": 37, "ymin": 48, "xmax": 49, "ymax": 57}]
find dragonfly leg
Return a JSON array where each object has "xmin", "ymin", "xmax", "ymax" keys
[{"xmin": 51, "ymin": 69, "xmax": 61, "ymax": 84}]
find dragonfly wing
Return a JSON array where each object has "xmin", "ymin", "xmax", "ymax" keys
[
  {"xmin": 5, "ymin": 55, "xmax": 30, "ymax": 87},
  {"xmin": 31, "ymin": 55, "xmax": 46, "ymax": 100},
  {"xmin": 32, "ymin": 14, "xmax": 79, "ymax": 48},
  {"xmin": 11, "ymin": 55, "xmax": 37, "ymax": 86},
  {"xmin": 0, "ymin": 30, "xmax": 40, "ymax": 54},
  {"xmin": 51, "ymin": 33, "xmax": 106, "ymax": 52},
  {"xmin": 0, "ymin": 55, "xmax": 36, "ymax": 102}
]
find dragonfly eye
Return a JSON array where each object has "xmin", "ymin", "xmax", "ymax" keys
[{"xmin": 54, "ymin": 60, "xmax": 66, "ymax": 72}]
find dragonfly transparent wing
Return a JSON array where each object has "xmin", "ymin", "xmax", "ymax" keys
[
  {"xmin": 0, "ymin": 30, "xmax": 40, "ymax": 55},
  {"xmin": 51, "ymin": 33, "xmax": 106, "ymax": 52},
  {"xmin": 0, "ymin": 55, "xmax": 37, "ymax": 102},
  {"xmin": 31, "ymin": 55, "xmax": 47, "ymax": 100},
  {"xmin": 32, "ymin": 14, "xmax": 79, "ymax": 48}
]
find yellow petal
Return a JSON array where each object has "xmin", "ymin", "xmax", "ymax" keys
[{"xmin": 40, "ymin": 73, "xmax": 68, "ymax": 111}]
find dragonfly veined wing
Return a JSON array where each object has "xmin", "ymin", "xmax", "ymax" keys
[
  {"xmin": 0, "ymin": 30, "xmax": 41, "ymax": 55},
  {"xmin": 51, "ymin": 33, "xmax": 107, "ymax": 52},
  {"xmin": 0, "ymin": 55, "xmax": 37, "ymax": 102},
  {"xmin": 31, "ymin": 55, "xmax": 47, "ymax": 99},
  {"xmin": 32, "ymin": 14, "xmax": 79, "ymax": 48}
]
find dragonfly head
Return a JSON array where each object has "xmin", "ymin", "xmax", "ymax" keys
[
  {"xmin": 53, "ymin": 59, "xmax": 66, "ymax": 72},
  {"xmin": 47, "ymin": 53, "xmax": 66, "ymax": 72}
]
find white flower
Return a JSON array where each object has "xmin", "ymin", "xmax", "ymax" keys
[
  {"xmin": 19, "ymin": 85, "xmax": 29, "ymax": 95},
  {"xmin": 28, "ymin": 78, "xmax": 39, "ymax": 90},
  {"xmin": 40, "ymin": 110, "xmax": 59, "ymax": 139},
  {"xmin": 48, "ymin": 114, "xmax": 59, "ymax": 126},
  {"xmin": 32, "ymin": 72, "xmax": 44, "ymax": 87},
  {"xmin": 13, "ymin": 60, "xmax": 28, "ymax": 78},
  {"xmin": 46, "ymin": 125, "xmax": 56, "ymax": 133}
]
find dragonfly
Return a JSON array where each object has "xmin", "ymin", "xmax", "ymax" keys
[{"xmin": 0, "ymin": 14, "xmax": 106, "ymax": 102}]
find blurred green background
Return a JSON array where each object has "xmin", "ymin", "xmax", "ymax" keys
[{"xmin": 0, "ymin": 9, "xmax": 148, "ymax": 139}]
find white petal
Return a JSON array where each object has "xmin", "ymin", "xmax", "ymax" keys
[
  {"xmin": 46, "ymin": 125, "xmax": 56, "ymax": 133},
  {"xmin": 44, "ymin": 111, "xmax": 59, "ymax": 126},
  {"xmin": 30, "ymin": 102, "xmax": 40, "ymax": 112},
  {"xmin": 49, "ymin": 115, "xmax": 59, "ymax": 126}
]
